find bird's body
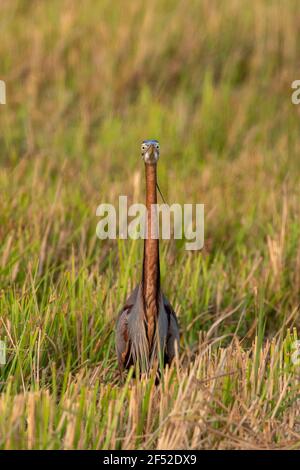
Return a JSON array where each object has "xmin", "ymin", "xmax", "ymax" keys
[{"xmin": 116, "ymin": 140, "xmax": 179, "ymax": 372}]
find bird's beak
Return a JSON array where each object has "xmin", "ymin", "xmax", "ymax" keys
[{"xmin": 148, "ymin": 144, "xmax": 155, "ymax": 156}]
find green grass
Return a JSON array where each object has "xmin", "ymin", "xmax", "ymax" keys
[{"xmin": 0, "ymin": 0, "xmax": 300, "ymax": 449}]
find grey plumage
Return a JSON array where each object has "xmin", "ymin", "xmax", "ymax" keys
[{"xmin": 116, "ymin": 284, "xmax": 179, "ymax": 372}]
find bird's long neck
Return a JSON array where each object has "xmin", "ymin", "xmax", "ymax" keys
[{"xmin": 142, "ymin": 163, "xmax": 160, "ymax": 346}]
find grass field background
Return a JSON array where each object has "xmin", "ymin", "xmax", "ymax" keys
[{"xmin": 1, "ymin": 0, "xmax": 300, "ymax": 449}]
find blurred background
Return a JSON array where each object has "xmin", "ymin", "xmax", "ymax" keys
[
  {"xmin": 1, "ymin": 0, "xmax": 300, "ymax": 334},
  {"xmin": 0, "ymin": 0, "xmax": 300, "ymax": 450}
]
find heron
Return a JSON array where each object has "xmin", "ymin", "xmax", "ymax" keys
[{"xmin": 115, "ymin": 140, "xmax": 180, "ymax": 373}]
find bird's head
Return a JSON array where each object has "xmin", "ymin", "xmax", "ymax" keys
[{"xmin": 141, "ymin": 139, "xmax": 160, "ymax": 164}]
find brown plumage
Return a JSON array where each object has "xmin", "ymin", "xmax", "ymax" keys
[
  {"xmin": 143, "ymin": 163, "xmax": 159, "ymax": 348},
  {"xmin": 115, "ymin": 140, "xmax": 179, "ymax": 373}
]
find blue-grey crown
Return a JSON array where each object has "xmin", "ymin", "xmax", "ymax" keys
[{"xmin": 142, "ymin": 139, "xmax": 159, "ymax": 145}]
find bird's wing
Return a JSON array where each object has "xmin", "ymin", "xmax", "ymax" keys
[
  {"xmin": 163, "ymin": 295, "xmax": 180, "ymax": 364},
  {"xmin": 163, "ymin": 294, "xmax": 179, "ymax": 328},
  {"xmin": 115, "ymin": 285, "xmax": 139, "ymax": 370}
]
